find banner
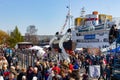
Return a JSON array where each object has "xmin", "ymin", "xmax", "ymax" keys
[{"xmin": 89, "ymin": 65, "xmax": 100, "ymax": 78}]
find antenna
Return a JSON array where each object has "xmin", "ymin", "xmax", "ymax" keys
[
  {"xmin": 80, "ymin": 7, "xmax": 85, "ymax": 17},
  {"xmin": 67, "ymin": 0, "xmax": 73, "ymax": 28},
  {"xmin": 59, "ymin": 0, "xmax": 73, "ymax": 34}
]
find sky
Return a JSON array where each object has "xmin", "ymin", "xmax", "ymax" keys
[{"xmin": 0, "ymin": 0, "xmax": 120, "ymax": 35}]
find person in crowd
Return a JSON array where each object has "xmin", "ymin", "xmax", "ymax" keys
[
  {"xmin": 22, "ymin": 75, "xmax": 26, "ymax": 80},
  {"xmin": 42, "ymin": 61, "xmax": 50, "ymax": 80},
  {"xmin": 10, "ymin": 66, "xmax": 18, "ymax": 79},
  {"xmin": 1, "ymin": 64, "xmax": 10, "ymax": 80},
  {"xmin": 98, "ymin": 57, "xmax": 105, "ymax": 80},
  {"xmin": 82, "ymin": 73, "xmax": 88, "ymax": 80},
  {"xmin": 52, "ymin": 70, "xmax": 62, "ymax": 80},
  {"xmin": 0, "ymin": 56, "xmax": 8, "ymax": 69},
  {"xmin": 84, "ymin": 59, "xmax": 89, "ymax": 74},
  {"xmin": 17, "ymin": 68, "xmax": 26, "ymax": 80},
  {"xmin": 73, "ymin": 61, "xmax": 80, "ymax": 70},
  {"xmin": 6, "ymin": 55, "xmax": 12, "ymax": 68},
  {"xmin": 45, "ymin": 61, "xmax": 54, "ymax": 80},
  {"xmin": 68, "ymin": 62, "xmax": 73, "ymax": 71},
  {"xmin": 104, "ymin": 64, "xmax": 111, "ymax": 80},
  {"xmin": 47, "ymin": 70, "xmax": 55, "ymax": 80},
  {"xmin": 0, "ymin": 57, "xmax": 3, "ymax": 69},
  {"xmin": 60, "ymin": 69, "xmax": 69, "ymax": 80},
  {"xmin": 31, "ymin": 67, "xmax": 42, "ymax": 80},
  {"xmin": 26, "ymin": 66, "xmax": 33, "ymax": 80},
  {"xmin": 52, "ymin": 64, "xmax": 60, "ymax": 75},
  {"xmin": 34, "ymin": 61, "xmax": 44, "ymax": 79},
  {"xmin": 70, "ymin": 68, "xmax": 80, "ymax": 80},
  {"xmin": 15, "ymin": 65, "xmax": 21, "ymax": 75},
  {"xmin": 7, "ymin": 72, "xmax": 16, "ymax": 80},
  {"xmin": 1, "ymin": 46, "xmax": 120, "ymax": 80},
  {"xmin": 0, "ymin": 73, "xmax": 4, "ymax": 80},
  {"xmin": 12, "ymin": 56, "xmax": 18, "ymax": 66}
]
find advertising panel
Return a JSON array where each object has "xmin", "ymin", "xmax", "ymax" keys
[{"xmin": 89, "ymin": 65, "xmax": 100, "ymax": 78}]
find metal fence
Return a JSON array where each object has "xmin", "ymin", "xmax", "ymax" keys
[{"xmin": 16, "ymin": 49, "xmax": 38, "ymax": 69}]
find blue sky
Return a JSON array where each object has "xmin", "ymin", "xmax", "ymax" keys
[{"xmin": 0, "ymin": 0, "xmax": 120, "ymax": 35}]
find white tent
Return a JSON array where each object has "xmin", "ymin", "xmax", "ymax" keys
[
  {"xmin": 29, "ymin": 46, "xmax": 43, "ymax": 50},
  {"xmin": 29, "ymin": 46, "xmax": 45, "ymax": 58},
  {"xmin": 36, "ymin": 49, "xmax": 45, "ymax": 58},
  {"xmin": 43, "ymin": 45, "xmax": 50, "ymax": 48}
]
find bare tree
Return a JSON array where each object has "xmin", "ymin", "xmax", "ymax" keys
[
  {"xmin": 26, "ymin": 25, "xmax": 37, "ymax": 35},
  {"xmin": 25, "ymin": 25, "xmax": 39, "ymax": 45}
]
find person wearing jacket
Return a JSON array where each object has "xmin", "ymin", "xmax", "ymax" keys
[
  {"xmin": 31, "ymin": 67, "xmax": 42, "ymax": 80},
  {"xmin": 17, "ymin": 68, "xmax": 26, "ymax": 80}
]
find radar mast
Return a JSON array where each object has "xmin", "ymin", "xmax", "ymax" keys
[
  {"xmin": 80, "ymin": 7, "xmax": 85, "ymax": 18},
  {"xmin": 67, "ymin": 0, "xmax": 73, "ymax": 28}
]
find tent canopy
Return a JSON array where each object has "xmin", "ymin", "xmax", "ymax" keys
[
  {"xmin": 28, "ymin": 46, "xmax": 45, "ymax": 58},
  {"xmin": 29, "ymin": 46, "xmax": 43, "ymax": 50},
  {"xmin": 37, "ymin": 49, "xmax": 45, "ymax": 58},
  {"xmin": 43, "ymin": 45, "xmax": 50, "ymax": 48}
]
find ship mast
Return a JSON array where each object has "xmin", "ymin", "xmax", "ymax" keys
[
  {"xmin": 59, "ymin": 0, "xmax": 73, "ymax": 34},
  {"xmin": 80, "ymin": 7, "xmax": 85, "ymax": 18},
  {"xmin": 67, "ymin": 0, "xmax": 73, "ymax": 28}
]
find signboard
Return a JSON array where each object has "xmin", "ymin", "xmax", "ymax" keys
[
  {"xmin": 84, "ymin": 34, "xmax": 95, "ymax": 39},
  {"xmin": 89, "ymin": 65, "xmax": 100, "ymax": 78}
]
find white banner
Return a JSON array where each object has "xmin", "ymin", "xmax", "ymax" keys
[{"xmin": 89, "ymin": 65, "xmax": 100, "ymax": 78}]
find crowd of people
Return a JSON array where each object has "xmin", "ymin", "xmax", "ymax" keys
[{"xmin": 0, "ymin": 47, "xmax": 119, "ymax": 80}]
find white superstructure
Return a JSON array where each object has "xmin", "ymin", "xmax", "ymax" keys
[
  {"xmin": 71, "ymin": 10, "xmax": 120, "ymax": 52},
  {"xmin": 72, "ymin": 28, "xmax": 109, "ymax": 48}
]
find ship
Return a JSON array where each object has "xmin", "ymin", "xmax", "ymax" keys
[
  {"xmin": 49, "ymin": 7, "xmax": 120, "ymax": 61},
  {"xmin": 71, "ymin": 8, "xmax": 120, "ymax": 54}
]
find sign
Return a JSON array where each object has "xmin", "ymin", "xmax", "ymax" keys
[
  {"xmin": 84, "ymin": 34, "xmax": 95, "ymax": 39},
  {"xmin": 89, "ymin": 65, "xmax": 100, "ymax": 78},
  {"xmin": 77, "ymin": 39, "xmax": 99, "ymax": 43}
]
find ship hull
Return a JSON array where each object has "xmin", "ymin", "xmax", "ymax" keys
[{"xmin": 71, "ymin": 29, "xmax": 110, "ymax": 49}]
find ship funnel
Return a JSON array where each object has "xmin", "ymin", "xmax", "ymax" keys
[
  {"xmin": 92, "ymin": 11, "xmax": 99, "ymax": 25},
  {"xmin": 92, "ymin": 11, "xmax": 98, "ymax": 15}
]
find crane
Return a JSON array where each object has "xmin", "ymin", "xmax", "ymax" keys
[
  {"xmin": 49, "ymin": 0, "xmax": 74, "ymax": 62},
  {"xmin": 58, "ymin": 29, "xmax": 72, "ymax": 62}
]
